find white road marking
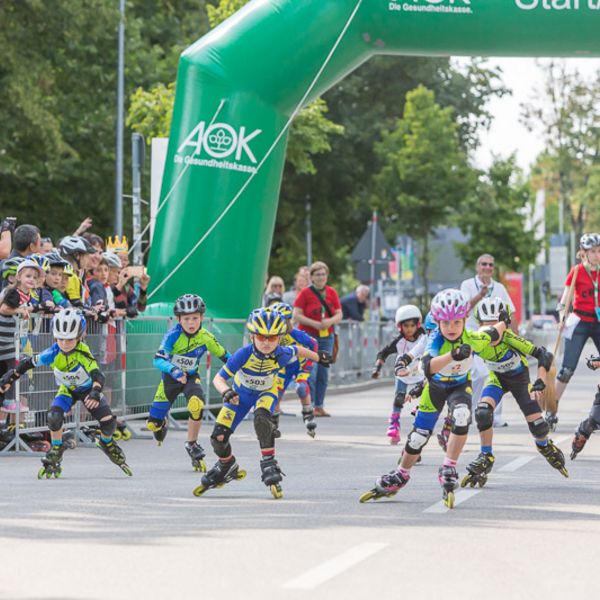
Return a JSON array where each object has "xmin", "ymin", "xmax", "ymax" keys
[
  {"xmin": 282, "ymin": 543, "xmax": 388, "ymax": 590},
  {"xmin": 423, "ymin": 489, "xmax": 482, "ymax": 513},
  {"xmin": 498, "ymin": 455, "xmax": 535, "ymax": 472}
]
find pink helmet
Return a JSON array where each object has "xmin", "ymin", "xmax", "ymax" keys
[{"xmin": 431, "ymin": 289, "xmax": 469, "ymax": 321}]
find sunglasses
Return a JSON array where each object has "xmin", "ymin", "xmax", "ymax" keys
[
  {"xmin": 255, "ymin": 334, "xmax": 280, "ymax": 342},
  {"xmin": 480, "ymin": 262, "xmax": 494, "ymax": 267}
]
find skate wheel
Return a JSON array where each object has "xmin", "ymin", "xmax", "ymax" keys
[
  {"xmin": 192, "ymin": 485, "xmax": 207, "ymax": 497},
  {"xmin": 121, "ymin": 465, "xmax": 133, "ymax": 477},
  {"xmin": 199, "ymin": 460, "xmax": 207, "ymax": 473},
  {"xmin": 307, "ymin": 430, "xmax": 316, "ymax": 438},
  {"xmin": 460, "ymin": 475, "xmax": 470, "ymax": 488},
  {"xmin": 235, "ymin": 469, "xmax": 247, "ymax": 480},
  {"xmin": 121, "ymin": 429, "xmax": 132, "ymax": 441},
  {"xmin": 113, "ymin": 430, "xmax": 122, "ymax": 441},
  {"xmin": 359, "ymin": 490, "xmax": 378, "ymax": 503},
  {"xmin": 444, "ymin": 491, "xmax": 455, "ymax": 509},
  {"xmin": 570, "ymin": 451, "xmax": 577, "ymax": 461},
  {"xmin": 37, "ymin": 467, "xmax": 46, "ymax": 480},
  {"xmin": 270, "ymin": 484, "xmax": 283, "ymax": 499},
  {"xmin": 479, "ymin": 476, "xmax": 488, "ymax": 488},
  {"xmin": 560, "ymin": 467, "xmax": 569, "ymax": 478}
]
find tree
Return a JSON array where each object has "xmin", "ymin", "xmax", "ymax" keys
[
  {"xmin": 455, "ymin": 156, "xmax": 541, "ymax": 272},
  {"xmin": 372, "ymin": 85, "xmax": 474, "ymax": 294},
  {"xmin": 523, "ymin": 61, "xmax": 600, "ymax": 242}
]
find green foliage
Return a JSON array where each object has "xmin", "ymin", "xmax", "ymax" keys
[
  {"xmin": 455, "ymin": 157, "xmax": 541, "ymax": 272},
  {"xmin": 206, "ymin": 0, "xmax": 247, "ymax": 27},
  {"xmin": 371, "ymin": 85, "xmax": 473, "ymax": 292},
  {"xmin": 127, "ymin": 83, "xmax": 176, "ymax": 142}
]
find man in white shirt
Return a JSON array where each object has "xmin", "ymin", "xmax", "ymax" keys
[{"xmin": 460, "ymin": 254, "xmax": 516, "ymax": 426}]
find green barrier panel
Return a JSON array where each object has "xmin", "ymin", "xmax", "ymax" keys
[{"xmin": 146, "ymin": 0, "xmax": 600, "ymax": 319}]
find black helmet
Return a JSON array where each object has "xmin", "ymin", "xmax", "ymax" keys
[{"xmin": 174, "ymin": 294, "xmax": 206, "ymax": 316}]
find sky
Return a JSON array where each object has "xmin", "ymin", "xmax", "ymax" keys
[{"xmin": 460, "ymin": 57, "xmax": 600, "ymax": 173}]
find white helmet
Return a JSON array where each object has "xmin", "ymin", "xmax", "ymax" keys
[
  {"xmin": 102, "ymin": 251, "xmax": 122, "ymax": 269},
  {"xmin": 52, "ymin": 309, "xmax": 86, "ymax": 340},
  {"xmin": 58, "ymin": 235, "xmax": 94, "ymax": 257},
  {"xmin": 475, "ymin": 297, "xmax": 510, "ymax": 323},
  {"xmin": 430, "ymin": 288, "xmax": 470, "ymax": 321},
  {"xmin": 580, "ymin": 233, "xmax": 600, "ymax": 250},
  {"xmin": 395, "ymin": 305, "xmax": 422, "ymax": 325}
]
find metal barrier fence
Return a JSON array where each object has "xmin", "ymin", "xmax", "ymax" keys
[{"xmin": 1, "ymin": 316, "xmax": 397, "ymax": 455}]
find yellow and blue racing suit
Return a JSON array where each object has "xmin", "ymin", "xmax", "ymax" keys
[
  {"xmin": 150, "ymin": 324, "xmax": 230, "ymax": 423},
  {"xmin": 216, "ymin": 343, "xmax": 298, "ymax": 432}
]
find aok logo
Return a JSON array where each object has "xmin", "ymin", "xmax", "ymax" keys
[
  {"xmin": 177, "ymin": 121, "xmax": 262, "ymax": 164},
  {"xmin": 515, "ymin": 0, "xmax": 600, "ymax": 8}
]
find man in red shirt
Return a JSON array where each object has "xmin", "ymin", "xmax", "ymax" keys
[{"xmin": 293, "ymin": 261, "xmax": 342, "ymax": 416}]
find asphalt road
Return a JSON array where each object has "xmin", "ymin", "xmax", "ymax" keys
[{"xmin": 1, "ymin": 364, "xmax": 599, "ymax": 600}]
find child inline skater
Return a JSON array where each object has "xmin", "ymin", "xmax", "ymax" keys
[
  {"xmin": 571, "ymin": 355, "xmax": 600, "ymax": 459},
  {"xmin": 461, "ymin": 297, "xmax": 566, "ymax": 487},
  {"xmin": 0, "ymin": 309, "xmax": 131, "ymax": 477},
  {"xmin": 270, "ymin": 302, "xmax": 318, "ymax": 438},
  {"xmin": 195, "ymin": 307, "xmax": 332, "ymax": 499},
  {"xmin": 148, "ymin": 294, "xmax": 230, "ymax": 472},
  {"xmin": 360, "ymin": 289, "xmax": 507, "ymax": 509},
  {"xmin": 371, "ymin": 305, "xmax": 427, "ymax": 444}
]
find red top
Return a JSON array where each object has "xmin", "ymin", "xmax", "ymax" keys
[
  {"xmin": 294, "ymin": 285, "xmax": 341, "ymax": 337},
  {"xmin": 566, "ymin": 263, "xmax": 600, "ymax": 322}
]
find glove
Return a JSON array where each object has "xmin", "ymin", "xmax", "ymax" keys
[
  {"xmin": 586, "ymin": 356, "xmax": 600, "ymax": 371},
  {"xmin": 0, "ymin": 217, "xmax": 16, "ymax": 234},
  {"xmin": 451, "ymin": 344, "xmax": 472, "ymax": 361},
  {"xmin": 497, "ymin": 309, "xmax": 511, "ymax": 326},
  {"xmin": 87, "ymin": 388, "xmax": 102, "ymax": 402},
  {"xmin": 0, "ymin": 369, "xmax": 20, "ymax": 389},
  {"xmin": 318, "ymin": 350, "xmax": 333, "ymax": 368},
  {"xmin": 371, "ymin": 364, "xmax": 382, "ymax": 379},
  {"xmin": 530, "ymin": 378, "xmax": 546, "ymax": 393},
  {"xmin": 222, "ymin": 388, "xmax": 239, "ymax": 405},
  {"xmin": 408, "ymin": 380, "xmax": 425, "ymax": 399},
  {"xmin": 395, "ymin": 353, "xmax": 412, "ymax": 371},
  {"xmin": 170, "ymin": 368, "xmax": 185, "ymax": 380}
]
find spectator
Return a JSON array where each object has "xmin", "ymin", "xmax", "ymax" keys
[
  {"xmin": 262, "ymin": 275, "xmax": 285, "ymax": 306},
  {"xmin": 293, "ymin": 261, "xmax": 342, "ymax": 417},
  {"xmin": 341, "ymin": 284, "xmax": 370, "ymax": 321},
  {"xmin": 40, "ymin": 237, "xmax": 54, "ymax": 253},
  {"xmin": 9, "ymin": 224, "xmax": 42, "ymax": 259},
  {"xmin": 282, "ymin": 268, "xmax": 309, "ymax": 305},
  {"xmin": 106, "ymin": 235, "xmax": 129, "ymax": 269},
  {"xmin": 460, "ymin": 253, "xmax": 515, "ymax": 427},
  {"xmin": 265, "ymin": 292, "xmax": 283, "ymax": 307},
  {"xmin": 0, "ymin": 217, "xmax": 16, "ymax": 260}
]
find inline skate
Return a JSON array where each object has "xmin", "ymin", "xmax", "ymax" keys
[
  {"xmin": 192, "ymin": 458, "xmax": 246, "ymax": 496},
  {"xmin": 38, "ymin": 444, "xmax": 67, "ymax": 479},
  {"xmin": 185, "ymin": 441, "xmax": 207, "ymax": 472},
  {"xmin": 260, "ymin": 456, "xmax": 285, "ymax": 499},
  {"xmin": 460, "ymin": 452, "xmax": 494, "ymax": 488},
  {"xmin": 97, "ymin": 438, "xmax": 133, "ymax": 476},
  {"xmin": 302, "ymin": 406, "xmax": 317, "ymax": 438},
  {"xmin": 386, "ymin": 412, "xmax": 401, "ymax": 445},
  {"xmin": 537, "ymin": 439, "xmax": 568, "ymax": 477},
  {"xmin": 359, "ymin": 469, "xmax": 410, "ymax": 503},
  {"xmin": 438, "ymin": 465, "xmax": 458, "ymax": 508}
]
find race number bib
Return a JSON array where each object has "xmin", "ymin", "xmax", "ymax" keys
[
  {"xmin": 235, "ymin": 371, "xmax": 275, "ymax": 391},
  {"xmin": 54, "ymin": 366, "xmax": 90, "ymax": 388},
  {"xmin": 438, "ymin": 355, "xmax": 473, "ymax": 377},
  {"xmin": 171, "ymin": 354, "xmax": 199, "ymax": 373},
  {"xmin": 484, "ymin": 352, "xmax": 521, "ymax": 374}
]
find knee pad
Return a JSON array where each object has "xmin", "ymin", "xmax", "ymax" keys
[
  {"xmin": 405, "ymin": 427, "xmax": 431, "ymax": 455},
  {"xmin": 296, "ymin": 380, "xmax": 310, "ymax": 400},
  {"xmin": 47, "ymin": 407, "xmax": 65, "ymax": 432},
  {"xmin": 451, "ymin": 404, "xmax": 472, "ymax": 436},
  {"xmin": 210, "ymin": 424, "xmax": 232, "ymax": 458},
  {"xmin": 99, "ymin": 415, "xmax": 117, "ymax": 438},
  {"xmin": 254, "ymin": 407, "xmax": 275, "ymax": 449},
  {"xmin": 394, "ymin": 391, "xmax": 406, "ymax": 411},
  {"xmin": 187, "ymin": 395, "xmax": 204, "ymax": 421},
  {"xmin": 557, "ymin": 366, "xmax": 575, "ymax": 383},
  {"xmin": 475, "ymin": 402, "xmax": 494, "ymax": 432},
  {"xmin": 528, "ymin": 416, "xmax": 550, "ymax": 440}
]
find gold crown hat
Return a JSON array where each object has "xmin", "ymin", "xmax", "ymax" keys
[{"xmin": 106, "ymin": 235, "xmax": 129, "ymax": 253}]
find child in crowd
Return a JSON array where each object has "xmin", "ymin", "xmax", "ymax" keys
[
  {"xmin": 59, "ymin": 236, "xmax": 97, "ymax": 308},
  {"xmin": 148, "ymin": 294, "xmax": 230, "ymax": 472},
  {"xmin": 44, "ymin": 251, "xmax": 72, "ymax": 308},
  {"xmin": 371, "ymin": 305, "xmax": 427, "ymax": 445}
]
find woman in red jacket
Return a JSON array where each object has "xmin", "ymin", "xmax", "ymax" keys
[{"xmin": 293, "ymin": 261, "xmax": 342, "ymax": 416}]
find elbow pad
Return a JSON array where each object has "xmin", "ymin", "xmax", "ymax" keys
[
  {"xmin": 90, "ymin": 369, "xmax": 105, "ymax": 390},
  {"xmin": 532, "ymin": 346, "xmax": 553, "ymax": 371},
  {"xmin": 16, "ymin": 356, "xmax": 35, "ymax": 375},
  {"xmin": 481, "ymin": 326, "xmax": 500, "ymax": 343},
  {"xmin": 422, "ymin": 354, "xmax": 433, "ymax": 378}
]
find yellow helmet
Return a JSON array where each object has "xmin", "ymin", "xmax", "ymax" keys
[{"xmin": 246, "ymin": 308, "xmax": 286, "ymax": 336}]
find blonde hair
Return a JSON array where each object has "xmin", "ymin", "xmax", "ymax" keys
[
  {"xmin": 309, "ymin": 261, "xmax": 329, "ymax": 276},
  {"xmin": 265, "ymin": 276, "xmax": 285, "ymax": 294}
]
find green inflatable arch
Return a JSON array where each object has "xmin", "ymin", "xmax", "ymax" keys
[{"xmin": 146, "ymin": 0, "xmax": 600, "ymax": 317}]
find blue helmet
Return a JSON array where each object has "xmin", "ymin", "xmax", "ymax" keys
[
  {"xmin": 246, "ymin": 307, "xmax": 287, "ymax": 336},
  {"xmin": 269, "ymin": 302, "xmax": 293, "ymax": 320}
]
